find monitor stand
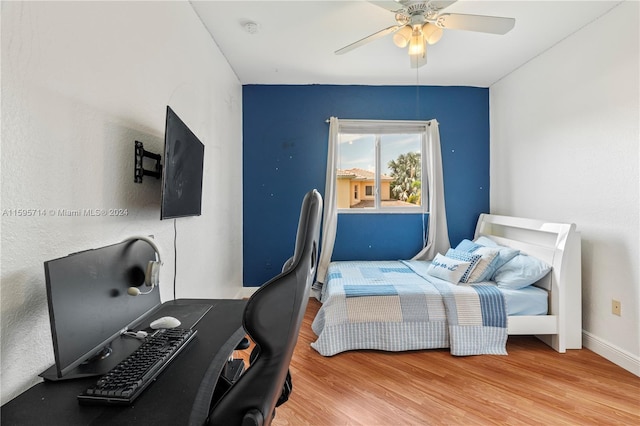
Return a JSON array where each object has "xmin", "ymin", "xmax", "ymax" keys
[
  {"xmin": 39, "ymin": 336, "xmax": 141, "ymax": 382},
  {"xmin": 39, "ymin": 302, "xmax": 213, "ymax": 381}
]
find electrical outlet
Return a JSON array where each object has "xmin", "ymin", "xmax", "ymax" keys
[{"xmin": 612, "ymin": 299, "xmax": 621, "ymax": 316}]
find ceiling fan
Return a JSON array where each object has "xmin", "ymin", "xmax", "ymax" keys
[{"xmin": 335, "ymin": 0, "xmax": 515, "ymax": 68}]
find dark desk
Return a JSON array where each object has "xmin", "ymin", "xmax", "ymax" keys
[{"xmin": 1, "ymin": 299, "xmax": 247, "ymax": 426}]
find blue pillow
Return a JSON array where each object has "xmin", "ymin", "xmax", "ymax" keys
[
  {"xmin": 455, "ymin": 239, "xmax": 481, "ymax": 252},
  {"xmin": 493, "ymin": 253, "xmax": 551, "ymax": 289},
  {"xmin": 445, "ymin": 249, "xmax": 482, "ymax": 283},
  {"xmin": 474, "ymin": 236, "xmax": 520, "ymax": 279},
  {"xmin": 455, "ymin": 239, "xmax": 501, "ymax": 282}
]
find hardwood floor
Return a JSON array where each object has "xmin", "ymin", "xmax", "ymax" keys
[{"xmin": 244, "ymin": 298, "xmax": 639, "ymax": 425}]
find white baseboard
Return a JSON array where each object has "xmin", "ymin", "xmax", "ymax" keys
[{"xmin": 582, "ymin": 330, "xmax": 640, "ymax": 377}]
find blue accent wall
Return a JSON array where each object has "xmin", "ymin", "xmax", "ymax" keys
[
  {"xmin": 332, "ymin": 214, "xmax": 427, "ymax": 262},
  {"xmin": 242, "ymin": 85, "xmax": 489, "ymax": 287}
]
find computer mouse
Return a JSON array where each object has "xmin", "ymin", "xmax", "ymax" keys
[{"xmin": 150, "ymin": 316, "xmax": 181, "ymax": 329}]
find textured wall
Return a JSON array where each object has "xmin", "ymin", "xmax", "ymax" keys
[
  {"xmin": 490, "ymin": 2, "xmax": 639, "ymax": 372},
  {"xmin": 242, "ymin": 85, "xmax": 490, "ymax": 287},
  {"xmin": 1, "ymin": 1, "xmax": 243, "ymax": 403}
]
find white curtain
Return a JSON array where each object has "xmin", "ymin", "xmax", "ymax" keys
[
  {"xmin": 316, "ymin": 117, "xmax": 339, "ymax": 285},
  {"xmin": 412, "ymin": 120, "xmax": 450, "ymax": 260},
  {"xmin": 316, "ymin": 118, "xmax": 449, "ymax": 285}
]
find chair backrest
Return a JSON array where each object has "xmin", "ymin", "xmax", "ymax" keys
[{"xmin": 207, "ymin": 189, "xmax": 323, "ymax": 426}]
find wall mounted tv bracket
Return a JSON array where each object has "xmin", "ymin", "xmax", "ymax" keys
[{"xmin": 134, "ymin": 141, "xmax": 162, "ymax": 183}]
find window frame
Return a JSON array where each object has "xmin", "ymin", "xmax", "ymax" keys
[{"xmin": 336, "ymin": 120, "xmax": 430, "ymax": 214}]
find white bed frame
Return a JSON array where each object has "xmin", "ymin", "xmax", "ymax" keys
[{"xmin": 474, "ymin": 214, "xmax": 582, "ymax": 353}]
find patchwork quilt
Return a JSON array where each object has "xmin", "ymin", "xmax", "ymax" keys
[{"xmin": 311, "ymin": 260, "xmax": 508, "ymax": 356}]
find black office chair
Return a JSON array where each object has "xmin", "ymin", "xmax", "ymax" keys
[{"xmin": 189, "ymin": 189, "xmax": 323, "ymax": 426}]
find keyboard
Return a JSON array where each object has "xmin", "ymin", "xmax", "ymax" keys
[{"xmin": 77, "ymin": 328, "xmax": 196, "ymax": 405}]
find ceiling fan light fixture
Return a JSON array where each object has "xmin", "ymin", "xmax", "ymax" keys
[
  {"xmin": 409, "ymin": 47, "xmax": 427, "ymax": 68},
  {"xmin": 422, "ymin": 22, "xmax": 443, "ymax": 45},
  {"xmin": 408, "ymin": 29, "xmax": 425, "ymax": 57},
  {"xmin": 392, "ymin": 25, "xmax": 413, "ymax": 48},
  {"xmin": 335, "ymin": 0, "xmax": 515, "ymax": 69}
]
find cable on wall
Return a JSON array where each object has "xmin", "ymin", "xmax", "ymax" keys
[
  {"xmin": 173, "ymin": 219, "xmax": 177, "ymax": 300},
  {"xmin": 415, "ymin": 64, "xmax": 421, "ymax": 119}
]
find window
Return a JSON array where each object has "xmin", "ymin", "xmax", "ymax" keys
[{"xmin": 336, "ymin": 120, "xmax": 428, "ymax": 212}]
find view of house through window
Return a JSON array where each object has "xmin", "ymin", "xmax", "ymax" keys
[{"xmin": 336, "ymin": 123, "xmax": 426, "ymax": 211}]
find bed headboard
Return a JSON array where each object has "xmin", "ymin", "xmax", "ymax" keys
[{"xmin": 474, "ymin": 214, "xmax": 582, "ymax": 350}]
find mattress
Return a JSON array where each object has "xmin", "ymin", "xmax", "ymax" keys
[{"xmin": 500, "ymin": 284, "xmax": 548, "ymax": 316}]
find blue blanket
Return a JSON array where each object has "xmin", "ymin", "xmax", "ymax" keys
[{"xmin": 312, "ymin": 260, "xmax": 508, "ymax": 356}]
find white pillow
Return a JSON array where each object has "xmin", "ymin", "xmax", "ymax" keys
[
  {"xmin": 467, "ymin": 246, "xmax": 500, "ymax": 283},
  {"xmin": 427, "ymin": 253, "xmax": 471, "ymax": 284},
  {"xmin": 444, "ymin": 249, "xmax": 482, "ymax": 283}
]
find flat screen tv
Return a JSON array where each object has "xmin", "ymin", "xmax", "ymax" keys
[{"xmin": 161, "ymin": 106, "xmax": 205, "ymax": 219}]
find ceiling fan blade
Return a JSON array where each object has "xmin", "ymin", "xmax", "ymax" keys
[
  {"xmin": 370, "ymin": 1, "xmax": 457, "ymax": 14},
  {"xmin": 335, "ymin": 25, "xmax": 402, "ymax": 55},
  {"xmin": 436, "ymin": 13, "xmax": 515, "ymax": 35},
  {"xmin": 429, "ymin": 1, "xmax": 457, "ymax": 12},
  {"xmin": 368, "ymin": 1, "xmax": 407, "ymax": 13}
]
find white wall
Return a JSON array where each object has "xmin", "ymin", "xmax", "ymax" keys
[
  {"xmin": 0, "ymin": 1, "xmax": 243, "ymax": 403},
  {"xmin": 490, "ymin": 1, "xmax": 639, "ymax": 374}
]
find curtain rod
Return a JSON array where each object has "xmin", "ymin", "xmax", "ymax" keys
[{"xmin": 324, "ymin": 118, "xmax": 432, "ymax": 125}]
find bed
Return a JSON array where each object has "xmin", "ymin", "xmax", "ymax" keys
[{"xmin": 311, "ymin": 214, "xmax": 581, "ymax": 356}]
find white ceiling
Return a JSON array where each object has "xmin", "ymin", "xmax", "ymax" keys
[{"xmin": 190, "ymin": 0, "xmax": 622, "ymax": 87}]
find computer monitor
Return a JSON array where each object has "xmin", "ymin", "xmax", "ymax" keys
[{"xmin": 40, "ymin": 240, "xmax": 161, "ymax": 381}]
